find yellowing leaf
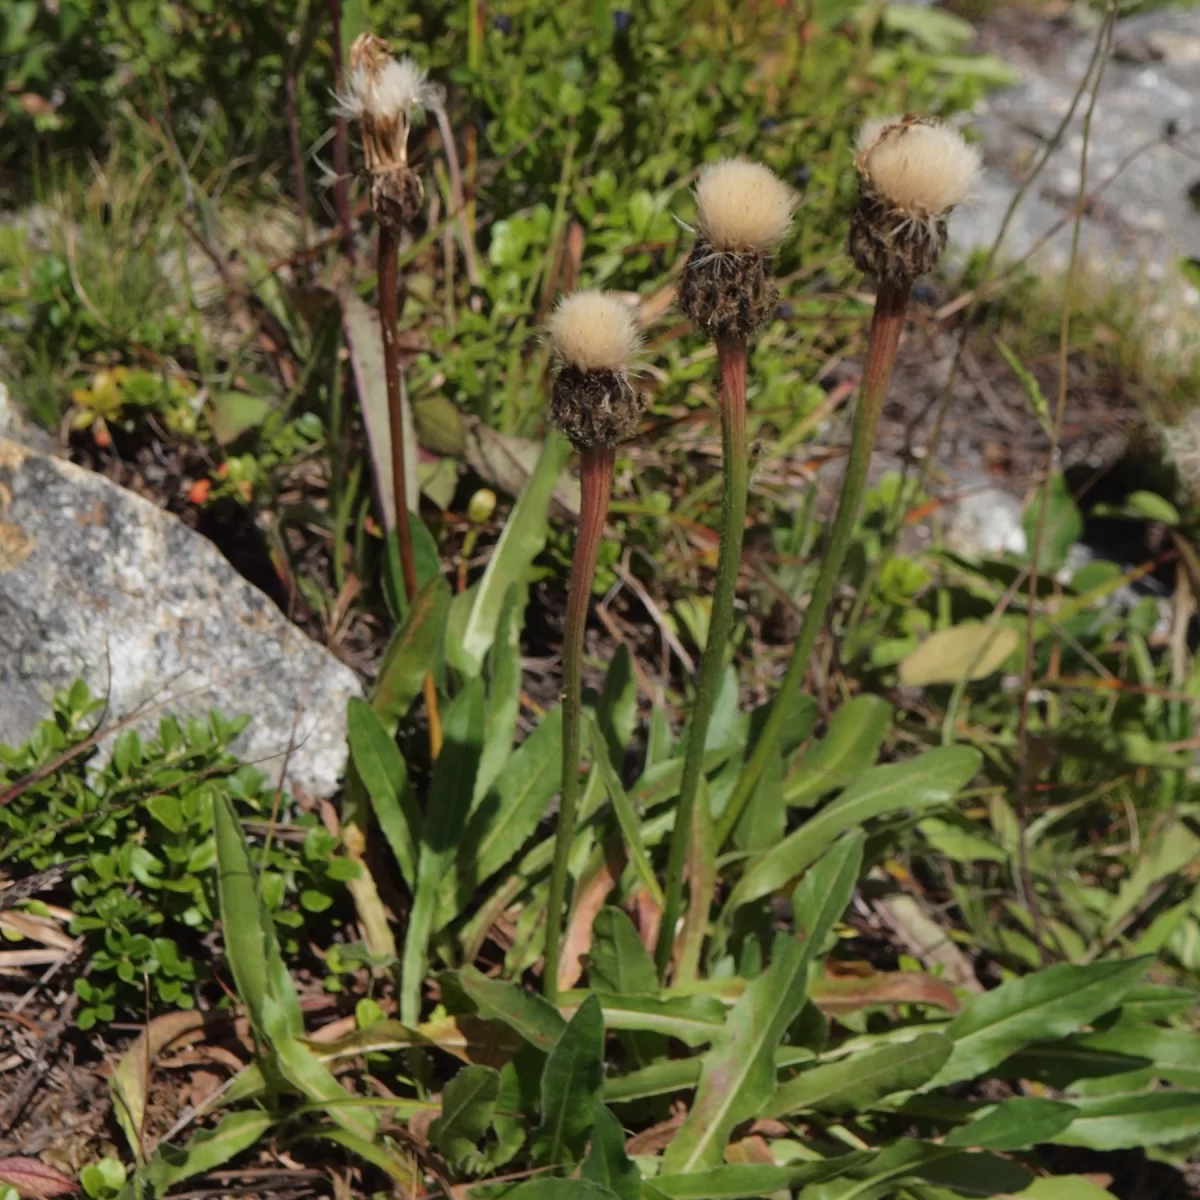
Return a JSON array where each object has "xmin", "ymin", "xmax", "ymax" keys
[{"xmin": 898, "ymin": 623, "xmax": 1019, "ymax": 687}]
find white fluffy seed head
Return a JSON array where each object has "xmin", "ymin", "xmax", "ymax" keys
[
  {"xmin": 547, "ymin": 291, "xmax": 641, "ymax": 373},
  {"xmin": 694, "ymin": 159, "xmax": 797, "ymax": 254},
  {"xmin": 856, "ymin": 118, "xmax": 981, "ymax": 217},
  {"xmin": 336, "ymin": 49, "xmax": 441, "ymax": 123}
]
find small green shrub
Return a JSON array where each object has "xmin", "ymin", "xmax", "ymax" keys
[{"xmin": 0, "ymin": 681, "xmax": 357, "ymax": 1027}]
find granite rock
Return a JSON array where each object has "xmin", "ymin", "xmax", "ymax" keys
[
  {"xmin": 954, "ymin": 6, "xmax": 1200, "ymax": 293},
  {"xmin": 0, "ymin": 436, "xmax": 360, "ymax": 798},
  {"xmin": 0, "ymin": 380, "xmax": 53, "ymax": 454}
]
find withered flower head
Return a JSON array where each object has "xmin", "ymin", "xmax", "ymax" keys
[
  {"xmin": 679, "ymin": 158, "xmax": 796, "ymax": 342},
  {"xmin": 547, "ymin": 291, "xmax": 644, "ymax": 452},
  {"xmin": 337, "ymin": 33, "xmax": 443, "ymax": 228},
  {"xmin": 849, "ymin": 116, "xmax": 981, "ymax": 284}
]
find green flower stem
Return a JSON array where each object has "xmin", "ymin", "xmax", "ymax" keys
[
  {"xmin": 544, "ymin": 446, "xmax": 616, "ymax": 1003},
  {"xmin": 656, "ymin": 338, "xmax": 749, "ymax": 980},
  {"xmin": 713, "ymin": 278, "xmax": 912, "ymax": 849}
]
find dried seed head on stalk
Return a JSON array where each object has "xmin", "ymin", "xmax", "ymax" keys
[
  {"xmin": 547, "ymin": 291, "xmax": 644, "ymax": 452},
  {"xmin": 679, "ymin": 159, "xmax": 797, "ymax": 342},
  {"xmin": 850, "ymin": 116, "xmax": 981, "ymax": 283},
  {"xmin": 336, "ymin": 33, "xmax": 443, "ymax": 229}
]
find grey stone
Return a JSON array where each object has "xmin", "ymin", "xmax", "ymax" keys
[
  {"xmin": 954, "ymin": 6, "xmax": 1200, "ymax": 290},
  {"xmin": 0, "ymin": 437, "xmax": 360, "ymax": 798},
  {"xmin": 942, "ymin": 483, "xmax": 1028, "ymax": 559},
  {"xmin": 0, "ymin": 380, "xmax": 53, "ymax": 454}
]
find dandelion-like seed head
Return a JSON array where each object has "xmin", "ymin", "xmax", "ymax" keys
[
  {"xmin": 694, "ymin": 159, "xmax": 797, "ymax": 254},
  {"xmin": 679, "ymin": 159, "xmax": 794, "ymax": 343},
  {"xmin": 849, "ymin": 115, "xmax": 981, "ymax": 283},
  {"xmin": 856, "ymin": 118, "xmax": 980, "ymax": 217},
  {"xmin": 337, "ymin": 33, "xmax": 442, "ymax": 229},
  {"xmin": 547, "ymin": 290, "xmax": 644, "ymax": 451},
  {"xmin": 337, "ymin": 38, "xmax": 442, "ymax": 125},
  {"xmin": 548, "ymin": 291, "xmax": 641, "ymax": 374}
]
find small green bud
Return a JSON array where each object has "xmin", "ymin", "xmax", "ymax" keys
[{"xmin": 467, "ymin": 488, "xmax": 497, "ymax": 524}]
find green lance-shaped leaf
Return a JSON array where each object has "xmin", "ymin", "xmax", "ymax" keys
[
  {"xmin": 212, "ymin": 791, "xmax": 302, "ymax": 1043},
  {"xmin": 1051, "ymin": 1089, "xmax": 1200, "ymax": 1151},
  {"xmin": 929, "ymin": 956, "xmax": 1151, "ymax": 1088},
  {"xmin": 435, "ymin": 704, "xmax": 564, "ymax": 929},
  {"xmin": 784, "ymin": 693, "xmax": 891, "ymax": 807},
  {"xmin": 649, "ymin": 1155, "xmax": 874, "ymax": 1199},
  {"xmin": 447, "ymin": 432, "xmax": 570, "ymax": 677},
  {"xmin": 581, "ymin": 1103, "xmax": 640, "ymax": 1200},
  {"xmin": 589, "ymin": 907, "xmax": 658, "ymax": 996},
  {"xmin": 504, "ymin": 1182, "xmax": 617, "ymax": 1200},
  {"xmin": 121, "ymin": 1111, "xmax": 275, "ymax": 1200},
  {"xmin": 346, "ymin": 697, "xmax": 420, "ymax": 890},
  {"xmin": 401, "ymin": 679, "xmax": 486, "ymax": 1025},
  {"xmin": 372, "ymin": 574, "xmax": 450, "ymax": 725},
  {"xmin": 663, "ymin": 832, "xmax": 863, "ymax": 1173},
  {"xmin": 727, "ymin": 746, "xmax": 980, "ymax": 918},
  {"xmin": 767, "ymin": 1033, "xmax": 952, "ymax": 1117},
  {"xmin": 430, "ymin": 1064, "xmax": 501, "ymax": 1168},
  {"xmin": 534, "ymin": 992, "xmax": 605, "ymax": 1167},
  {"xmin": 589, "ymin": 715, "xmax": 663, "ymax": 907},
  {"xmin": 456, "ymin": 965, "xmax": 566, "ymax": 1054},
  {"xmin": 944, "ymin": 1096, "xmax": 1078, "ymax": 1149},
  {"xmin": 474, "ymin": 586, "xmax": 525, "ymax": 803}
]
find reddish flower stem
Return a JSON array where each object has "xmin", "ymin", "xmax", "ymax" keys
[
  {"xmin": 544, "ymin": 447, "xmax": 616, "ymax": 1002},
  {"xmin": 714, "ymin": 278, "xmax": 911, "ymax": 847}
]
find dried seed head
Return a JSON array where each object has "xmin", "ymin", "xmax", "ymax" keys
[
  {"xmin": 338, "ymin": 35, "xmax": 442, "ymax": 128},
  {"xmin": 694, "ymin": 159, "xmax": 797, "ymax": 254},
  {"xmin": 337, "ymin": 34, "xmax": 443, "ymax": 229},
  {"xmin": 678, "ymin": 241, "xmax": 778, "ymax": 342},
  {"xmin": 547, "ymin": 291, "xmax": 644, "ymax": 451},
  {"xmin": 849, "ymin": 116, "xmax": 981, "ymax": 283},
  {"xmin": 679, "ymin": 159, "xmax": 793, "ymax": 343}
]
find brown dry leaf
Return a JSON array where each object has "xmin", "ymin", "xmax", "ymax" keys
[
  {"xmin": 626, "ymin": 1112, "xmax": 686, "ymax": 1156},
  {"xmin": 0, "ymin": 911, "xmax": 76, "ymax": 952},
  {"xmin": 308, "ymin": 1014, "xmax": 521, "ymax": 1071},
  {"xmin": 811, "ymin": 970, "xmax": 961, "ymax": 1016},
  {"xmin": 184, "ymin": 1069, "xmax": 224, "ymax": 1111},
  {"xmin": 408, "ymin": 1105, "xmax": 437, "ymax": 1145},
  {"xmin": 339, "ymin": 286, "xmax": 419, "ymax": 530},
  {"xmin": 110, "ymin": 1010, "xmax": 215, "ymax": 1154},
  {"xmin": 874, "ymin": 888, "xmax": 981, "ymax": 992},
  {"xmin": 557, "ymin": 848, "xmax": 622, "ymax": 993},
  {"xmin": 745, "ymin": 1120, "xmax": 789, "ymax": 1139},
  {"xmin": 0, "ymin": 949, "xmax": 65, "ymax": 968},
  {"xmin": 727, "ymin": 1135, "xmax": 788, "ymax": 1198},
  {"xmin": 631, "ymin": 888, "xmax": 661, "ymax": 957},
  {"xmin": 0, "ymin": 1156, "xmax": 79, "ymax": 1197},
  {"xmin": 726, "ymin": 1135, "xmax": 776, "ymax": 1164}
]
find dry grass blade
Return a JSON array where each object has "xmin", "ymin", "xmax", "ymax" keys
[{"xmin": 1015, "ymin": 2, "xmax": 1118, "ymax": 967}]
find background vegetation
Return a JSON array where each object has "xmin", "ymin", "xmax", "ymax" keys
[{"xmin": 4, "ymin": 1, "xmax": 1200, "ymax": 1198}]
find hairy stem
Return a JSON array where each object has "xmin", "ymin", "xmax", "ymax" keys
[
  {"xmin": 544, "ymin": 448, "xmax": 616, "ymax": 1002},
  {"xmin": 714, "ymin": 279, "xmax": 911, "ymax": 848},
  {"xmin": 656, "ymin": 338, "xmax": 749, "ymax": 980},
  {"xmin": 378, "ymin": 221, "xmax": 443, "ymax": 758}
]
